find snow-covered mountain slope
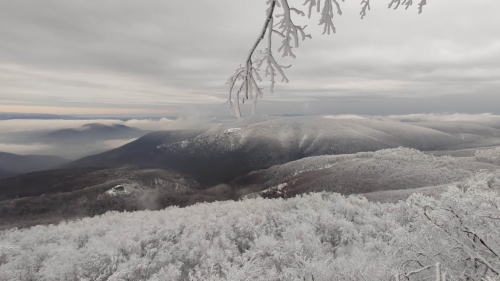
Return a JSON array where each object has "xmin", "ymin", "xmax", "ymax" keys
[
  {"xmin": 235, "ymin": 147, "xmax": 499, "ymax": 199},
  {"xmin": 414, "ymin": 121, "xmax": 500, "ymax": 138},
  {"xmin": 180, "ymin": 116, "xmax": 463, "ymax": 154},
  {"xmin": 154, "ymin": 116, "xmax": 464, "ymax": 184},
  {"xmin": 410, "ymin": 121, "xmax": 500, "ymax": 152},
  {"xmin": 67, "ymin": 116, "xmax": 467, "ymax": 185},
  {"xmin": 66, "ymin": 129, "xmax": 205, "ymax": 168}
]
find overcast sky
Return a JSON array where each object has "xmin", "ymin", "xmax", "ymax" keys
[{"xmin": 0, "ymin": 0, "xmax": 499, "ymax": 117}]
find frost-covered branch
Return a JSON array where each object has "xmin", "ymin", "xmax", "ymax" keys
[
  {"xmin": 360, "ymin": 0, "xmax": 370, "ymax": 19},
  {"xmin": 227, "ymin": 0, "xmax": 428, "ymax": 117},
  {"xmin": 388, "ymin": 0, "xmax": 427, "ymax": 14},
  {"xmin": 227, "ymin": 0, "xmax": 278, "ymax": 117},
  {"xmin": 403, "ymin": 264, "xmax": 433, "ymax": 278}
]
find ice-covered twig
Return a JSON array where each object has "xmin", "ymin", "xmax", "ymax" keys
[
  {"xmin": 360, "ymin": 0, "xmax": 370, "ymax": 19},
  {"xmin": 256, "ymin": 15, "xmax": 291, "ymax": 94},
  {"xmin": 226, "ymin": 0, "xmax": 277, "ymax": 117},
  {"xmin": 227, "ymin": 0, "xmax": 428, "ymax": 117},
  {"xmin": 275, "ymin": 0, "xmax": 312, "ymax": 58},
  {"xmin": 388, "ymin": 0, "xmax": 427, "ymax": 14}
]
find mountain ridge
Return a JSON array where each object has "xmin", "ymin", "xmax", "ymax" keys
[
  {"xmin": 0, "ymin": 151, "xmax": 69, "ymax": 179},
  {"xmin": 43, "ymin": 123, "xmax": 149, "ymax": 143},
  {"xmin": 65, "ymin": 116, "xmax": 466, "ymax": 185}
]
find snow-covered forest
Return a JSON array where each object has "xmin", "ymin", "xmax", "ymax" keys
[{"xmin": 1, "ymin": 166, "xmax": 499, "ymax": 280}]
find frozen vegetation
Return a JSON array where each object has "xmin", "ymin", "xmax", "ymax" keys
[
  {"xmin": 3, "ymin": 116, "xmax": 500, "ymax": 280},
  {"xmin": 237, "ymin": 147, "xmax": 499, "ymax": 199},
  {"xmin": 1, "ymin": 171, "xmax": 500, "ymax": 280}
]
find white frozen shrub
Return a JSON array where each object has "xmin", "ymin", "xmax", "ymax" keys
[
  {"xmin": 227, "ymin": 0, "xmax": 428, "ymax": 117},
  {"xmin": 475, "ymin": 147, "xmax": 500, "ymax": 165},
  {"xmin": 394, "ymin": 171, "xmax": 500, "ymax": 279},
  {"xmin": 1, "ymin": 171, "xmax": 499, "ymax": 280},
  {"xmin": 255, "ymin": 147, "xmax": 496, "ymax": 197}
]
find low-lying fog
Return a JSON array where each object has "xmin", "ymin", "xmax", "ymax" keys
[
  {"xmin": 2, "ymin": 113, "xmax": 500, "ymax": 159},
  {"xmin": 0, "ymin": 116, "xmax": 209, "ymax": 159}
]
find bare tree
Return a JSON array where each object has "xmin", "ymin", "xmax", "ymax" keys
[{"xmin": 227, "ymin": 0, "xmax": 427, "ymax": 117}]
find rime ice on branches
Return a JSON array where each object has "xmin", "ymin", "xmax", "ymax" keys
[{"xmin": 227, "ymin": 0, "xmax": 427, "ymax": 117}]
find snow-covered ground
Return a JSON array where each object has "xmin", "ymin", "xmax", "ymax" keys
[
  {"xmin": 235, "ymin": 147, "xmax": 500, "ymax": 200},
  {"xmin": 1, "ymin": 171, "xmax": 499, "ymax": 280}
]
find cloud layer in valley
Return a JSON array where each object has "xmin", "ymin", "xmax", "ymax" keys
[
  {"xmin": 0, "ymin": 117, "xmax": 210, "ymax": 159},
  {"xmin": 0, "ymin": 117, "xmax": 206, "ymax": 134}
]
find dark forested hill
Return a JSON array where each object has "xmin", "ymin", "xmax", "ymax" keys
[{"xmin": 0, "ymin": 152, "xmax": 68, "ymax": 179}]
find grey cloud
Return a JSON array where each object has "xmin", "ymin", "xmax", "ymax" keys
[
  {"xmin": 0, "ymin": 139, "xmax": 135, "ymax": 159},
  {"xmin": 0, "ymin": 143, "xmax": 53, "ymax": 155},
  {"xmin": 0, "ymin": 0, "xmax": 499, "ymax": 114},
  {"xmin": 0, "ymin": 117, "xmax": 208, "ymax": 134},
  {"xmin": 382, "ymin": 113, "xmax": 500, "ymax": 124}
]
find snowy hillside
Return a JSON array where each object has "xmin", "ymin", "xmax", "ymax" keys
[
  {"xmin": 169, "ymin": 116, "xmax": 463, "ymax": 155},
  {"xmin": 155, "ymin": 116, "xmax": 465, "ymax": 184},
  {"xmin": 1, "ymin": 171, "xmax": 499, "ymax": 280},
  {"xmin": 235, "ymin": 147, "xmax": 499, "ymax": 199},
  {"xmin": 66, "ymin": 130, "xmax": 205, "ymax": 168},
  {"xmin": 65, "ymin": 116, "xmax": 472, "ymax": 185},
  {"xmin": 414, "ymin": 121, "xmax": 500, "ymax": 138}
]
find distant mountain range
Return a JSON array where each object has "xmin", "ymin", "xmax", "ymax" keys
[
  {"xmin": 1, "ymin": 122, "xmax": 151, "ymax": 146},
  {"xmin": 42, "ymin": 123, "xmax": 150, "ymax": 143},
  {"xmin": 66, "ymin": 116, "xmax": 466, "ymax": 185},
  {"xmin": 0, "ymin": 152, "xmax": 69, "ymax": 179}
]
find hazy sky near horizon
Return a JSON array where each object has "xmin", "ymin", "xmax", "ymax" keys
[{"xmin": 0, "ymin": 0, "xmax": 499, "ymax": 117}]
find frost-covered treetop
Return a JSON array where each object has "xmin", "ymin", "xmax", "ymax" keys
[
  {"xmin": 227, "ymin": 0, "xmax": 427, "ymax": 117},
  {"xmin": 1, "ymin": 170, "xmax": 499, "ymax": 280}
]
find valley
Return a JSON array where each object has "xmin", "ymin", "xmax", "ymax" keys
[{"xmin": 2, "ymin": 115, "xmax": 500, "ymax": 230}]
